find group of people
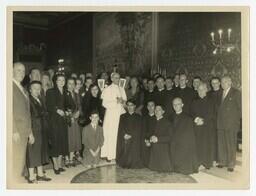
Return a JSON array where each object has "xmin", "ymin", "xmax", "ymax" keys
[{"xmin": 12, "ymin": 61, "xmax": 241, "ymax": 184}]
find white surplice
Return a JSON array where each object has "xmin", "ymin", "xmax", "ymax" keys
[{"xmin": 101, "ymin": 83, "xmax": 127, "ymax": 160}]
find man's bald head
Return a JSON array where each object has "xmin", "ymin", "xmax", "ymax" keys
[
  {"xmin": 172, "ymin": 97, "xmax": 184, "ymax": 114},
  {"xmin": 13, "ymin": 62, "xmax": 25, "ymax": 82},
  {"xmin": 111, "ymin": 72, "xmax": 120, "ymax": 85},
  {"xmin": 197, "ymin": 82, "xmax": 208, "ymax": 98},
  {"xmin": 173, "ymin": 97, "xmax": 183, "ymax": 104},
  {"xmin": 111, "ymin": 72, "xmax": 120, "ymax": 78},
  {"xmin": 221, "ymin": 75, "xmax": 232, "ymax": 90}
]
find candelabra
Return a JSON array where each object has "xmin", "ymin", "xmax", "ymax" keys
[
  {"xmin": 210, "ymin": 28, "xmax": 235, "ymax": 55},
  {"xmin": 56, "ymin": 59, "xmax": 65, "ymax": 74}
]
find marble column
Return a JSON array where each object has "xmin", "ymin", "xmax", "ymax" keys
[{"xmin": 151, "ymin": 12, "xmax": 159, "ymax": 74}]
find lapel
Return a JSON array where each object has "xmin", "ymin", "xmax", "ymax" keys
[
  {"xmin": 222, "ymin": 87, "xmax": 233, "ymax": 104},
  {"xmin": 29, "ymin": 95, "xmax": 40, "ymax": 116},
  {"xmin": 32, "ymin": 96, "xmax": 42, "ymax": 107},
  {"xmin": 13, "ymin": 81, "xmax": 28, "ymax": 100}
]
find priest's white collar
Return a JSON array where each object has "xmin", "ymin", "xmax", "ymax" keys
[
  {"xmin": 156, "ymin": 116, "xmax": 163, "ymax": 120},
  {"xmin": 180, "ymin": 86, "xmax": 186, "ymax": 89},
  {"xmin": 175, "ymin": 111, "xmax": 182, "ymax": 115},
  {"xmin": 148, "ymin": 113, "xmax": 154, "ymax": 117},
  {"xmin": 213, "ymin": 88, "xmax": 220, "ymax": 92}
]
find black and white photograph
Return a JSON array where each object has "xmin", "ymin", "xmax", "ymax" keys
[{"xmin": 5, "ymin": 5, "xmax": 250, "ymax": 190}]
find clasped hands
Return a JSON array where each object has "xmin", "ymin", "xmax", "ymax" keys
[
  {"xmin": 57, "ymin": 109, "xmax": 65, "ymax": 116},
  {"xmin": 144, "ymin": 139, "xmax": 151, "ymax": 147},
  {"xmin": 57, "ymin": 109, "xmax": 79, "ymax": 118},
  {"xmin": 194, "ymin": 117, "xmax": 204, "ymax": 126},
  {"xmin": 57, "ymin": 109, "xmax": 72, "ymax": 117},
  {"xmin": 149, "ymin": 135, "xmax": 158, "ymax": 143},
  {"xmin": 124, "ymin": 134, "xmax": 132, "ymax": 140}
]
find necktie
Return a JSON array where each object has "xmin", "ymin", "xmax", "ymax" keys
[
  {"xmin": 37, "ymin": 98, "xmax": 42, "ymax": 106},
  {"xmin": 222, "ymin": 90, "xmax": 226, "ymax": 101}
]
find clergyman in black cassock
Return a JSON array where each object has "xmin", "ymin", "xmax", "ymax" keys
[
  {"xmin": 142, "ymin": 78, "xmax": 155, "ymax": 115},
  {"xmin": 148, "ymin": 105, "xmax": 173, "ymax": 172},
  {"xmin": 141, "ymin": 101, "xmax": 157, "ymax": 167},
  {"xmin": 176, "ymin": 74, "xmax": 196, "ymax": 115},
  {"xmin": 171, "ymin": 97, "xmax": 198, "ymax": 175},
  {"xmin": 190, "ymin": 84, "xmax": 215, "ymax": 169},
  {"xmin": 116, "ymin": 100, "xmax": 143, "ymax": 169},
  {"xmin": 153, "ymin": 77, "xmax": 170, "ymax": 120},
  {"xmin": 208, "ymin": 77, "xmax": 223, "ymax": 161}
]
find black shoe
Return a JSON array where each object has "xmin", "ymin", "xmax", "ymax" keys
[
  {"xmin": 53, "ymin": 168, "xmax": 60, "ymax": 175},
  {"xmin": 59, "ymin": 168, "xmax": 66, "ymax": 172},
  {"xmin": 36, "ymin": 175, "xmax": 52, "ymax": 181},
  {"xmin": 227, "ymin": 168, "xmax": 234, "ymax": 172},
  {"xmin": 27, "ymin": 179, "xmax": 38, "ymax": 184},
  {"xmin": 216, "ymin": 165, "xmax": 223, "ymax": 168},
  {"xmin": 70, "ymin": 161, "xmax": 76, "ymax": 167},
  {"xmin": 65, "ymin": 161, "xmax": 70, "ymax": 168},
  {"xmin": 205, "ymin": 167, "xmax": 210, "ymax": 170}
]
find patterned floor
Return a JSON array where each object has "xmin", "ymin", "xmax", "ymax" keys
[
  {"xmin": 71, "ymin": 165, "xmax": 197, "ymax": 183},
  {"xmin": 29, "ymin": 153, "xmax": 241, "ymax": 185}
]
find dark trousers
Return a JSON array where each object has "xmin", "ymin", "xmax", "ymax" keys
[
  {"xmin": 12, "ymin": 136, "xmax": 28, "ymax": 183},
  {"xmin": 217, "ymin": 129, "xmax": 237, "ymax": 168}
]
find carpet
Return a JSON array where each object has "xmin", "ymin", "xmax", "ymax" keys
[{"xmin": 71, "ymin": 165, "xmax": 197, "ymax": 183}]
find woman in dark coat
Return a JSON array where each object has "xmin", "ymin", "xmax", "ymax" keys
[
  {"xmin": 64, "ymin": 77, "xmax": 82, "ymax": 167},
  {"xmin": 148, "ymin": 105, "xmax": 173, "ymax": 172},
  {"xmin": 82, "ymin": 83, "xmax": 105, "ymax": 126},
  {"xmin": 26, "ymin": 81, "xmax": 51, "ymax": 183},
  {"xmin": 46, "ymin": 73, "xmax": 68, "ymax": 174}
]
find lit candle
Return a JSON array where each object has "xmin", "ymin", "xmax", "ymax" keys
[
  {"xmin": 218, "ymin": 29, "xmax": 223, "ymax": 39},
  {"xmin": 210, "ymin": 32, "xmax": 215, "ymax": 41},
  {"xmin": 228, "ymin": 28, "xmax": 232, "ymax": 41}
]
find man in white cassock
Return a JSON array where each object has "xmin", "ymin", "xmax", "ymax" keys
[{"xmin": 101, "ymin": 72, "xmax": 127, "ymax": 162}]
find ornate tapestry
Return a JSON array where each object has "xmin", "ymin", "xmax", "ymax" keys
[{"xmin": 94, "ymin": 12, "xmax": 152, "ymax": 76}]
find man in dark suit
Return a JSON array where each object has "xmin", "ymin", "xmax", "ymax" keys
[
  {"xmin": 176, "ymin": 73, "xmax": 196, "ymax": 115},
  {"xmin": 13, "ymin": 62, "xmax": 35, "ymax": 182},
  {"xmin": 217, "ymin": 75, "xmax": 241, "ymax": 172}
]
